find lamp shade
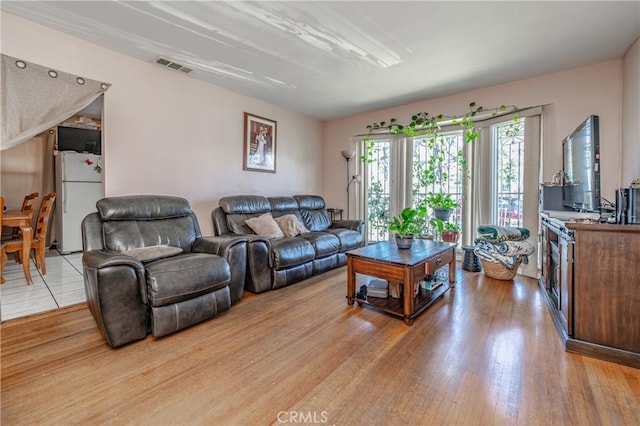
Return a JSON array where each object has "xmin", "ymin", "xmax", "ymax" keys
[{"xmin": 341, "ymin": 150, "xmax": 355, "ymax": 160}]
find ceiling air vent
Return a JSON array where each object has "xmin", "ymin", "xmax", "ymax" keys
[{"xmin": 154, "ymin": 57, "xmax": 193, "ymax": 74}]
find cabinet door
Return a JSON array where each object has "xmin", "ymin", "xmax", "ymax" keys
[
  {"xmin": 559, "ymin": 238, "xmax": 573, "ymax": 335},
  {"xmin": 541, "ymin": 226, "xmax": 550, "ymax": 288}
]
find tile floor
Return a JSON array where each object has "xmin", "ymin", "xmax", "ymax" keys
[{"xmin": 0, "ymin": 250, "xmax": 85, "ymax": 321}]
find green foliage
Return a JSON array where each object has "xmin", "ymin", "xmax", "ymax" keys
[
  {"xmin": 367, "ymin": 180, "xmax": 390, "ymax": 238},
  {"xmin": 429, "ymin": 219, "xmax": 461, "ymax": 239},
  {"xmin": 424, "ymin": 193, "xmax": 459, "ymax": 210},
  {"xmin": 360, "ymin": 139, "xmax": 376, "ymax": 163},
  {"xmin": 388, "ymin": 207, "xmax": 426, "ymax": 237},
  {"xmin": 363, "ymin": 101, "xmax": 519, "ymax": 215}
]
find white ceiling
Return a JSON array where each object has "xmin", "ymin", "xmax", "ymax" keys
[{"xmin": 2, "ymin": 1, "xmax": 639, "ymax": 121}]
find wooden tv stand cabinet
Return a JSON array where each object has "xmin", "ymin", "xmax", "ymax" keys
[{"xmin": 539, "ymin": 213, "xmax": 640, "ymax": 368}]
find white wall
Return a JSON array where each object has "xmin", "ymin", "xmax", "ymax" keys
[
  {"xmin": 323, "ymin": 60, "xmax": 625, "ymax": 214},
  {"xmin": 622, "ymin": 38, "xmax": 640, "ymax": 186},
  {"xmin": 1, "ymin": 12, "xmax": 324, "ymax": 235}
]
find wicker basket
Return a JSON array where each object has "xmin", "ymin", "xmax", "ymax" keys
[{"xmin": 481, "ymin": 257, "xmax": 523, "ymax": 280}]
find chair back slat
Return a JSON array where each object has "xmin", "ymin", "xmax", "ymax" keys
[
  {"xmin": 21, "ymin": 192, "xmax": 39, "ymax": 216},
  {"xmin": 34, "ymin": 193, "xmax": 56, "ymax": 241}
]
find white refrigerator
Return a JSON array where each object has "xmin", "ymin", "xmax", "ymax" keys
[{"xmin": 55, "ymin": 151, "xmax": 103, "ymax": 254}]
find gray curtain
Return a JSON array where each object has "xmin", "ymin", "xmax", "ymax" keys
[{"xmin": 1, "ymin": 54, "xmax": 110, "ymax": 150}]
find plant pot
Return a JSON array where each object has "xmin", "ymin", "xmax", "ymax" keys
[
  {"xmin": 395, "ymin": 234, "xmax": 414, "ymax": 249},
  {"xmin": 433, "ymin": 208, "xmax": 452, "ymax": 220},
  {"xmin": 442, "ymin": 230, "xmax": 459, "ymax": 243}
]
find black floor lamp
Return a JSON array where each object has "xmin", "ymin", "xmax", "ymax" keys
[{"xmin": 341, "ymin": 150, "xmax": 360, "ymax": 219}]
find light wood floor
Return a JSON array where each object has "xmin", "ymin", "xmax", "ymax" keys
[{"xmin": 2, "ymin": 267, "xmax": 639, "ymax": 425}]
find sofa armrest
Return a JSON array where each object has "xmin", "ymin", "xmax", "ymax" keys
[
  {"xmin": 194, "ymin": 236, "xmax": 248, "ymax": 304},
  {"xmin": 83, "ymin": 249, "xmax": 144, "ymax": 271},
  {"xmin": 331, "ymin": 219, "xmax": 365, "ymax": 233},
  {"xmin": 82, "ymin": 250, "xmax": 148, "ymax": 348},
  {"xmin": 193, "ymin": 235, "xmax": 246, "ymax": 255},
  {"xmin": 211, "ymin": 233, "xmax": 273, "ymax": 294}
]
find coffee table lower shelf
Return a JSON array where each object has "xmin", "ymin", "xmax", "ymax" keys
[{"xmin": 353, "ymin": 283, "xmax": 451, "ymax": 322}]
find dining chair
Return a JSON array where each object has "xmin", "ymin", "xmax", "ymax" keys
[
  {"xmin": 3, "ymin": 193, "xmax": 56, "ymax": 276},
  {"xmin": 3, "ymin": 192, "xmax": 39, "ymax": 242},
  {"xmin": 30, "ymin": 193, "xmax": 56, "ymax": 275}
]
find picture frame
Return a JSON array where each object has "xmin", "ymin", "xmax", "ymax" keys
[{"xmin": 243, "ymin": 112, "xmax": 277, "ymax": 173}]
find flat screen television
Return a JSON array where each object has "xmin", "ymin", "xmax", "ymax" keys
[{"xmin": 562, "ymin": 115, "xmax": 600, "ymax": 212}]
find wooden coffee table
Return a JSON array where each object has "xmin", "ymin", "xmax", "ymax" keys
[{"xmin": 346, "ymin": 239, "xmax": 456, "ymax": 325}]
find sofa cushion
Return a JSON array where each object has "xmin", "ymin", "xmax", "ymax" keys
[
  {"xmin": 245, "ymin": 213, "xmax": 285, "ymax": 238},
  {"xmin": 219, "ymin": 195, "xmax": 271, "ymax": 214},
  {"xmin": 145, "ymin": 253, "xmax": 230, "ymax": 307},
  {"xmin": 294, "ymin": 195, "xmax": 326, "ymax": 210},
  {"xmin": 97, "ymin": 195, "xmax": 192, "ymax": 221},
  {"xmin": 324, "ymin": 228, "xmax": 364, "ymax": 251},
  {"xmin": 219, "ymin": 195, "xmax": 272, "ymax": 235},
  {"xmin": 226, "ymin": 213, "xmax": 259, "ymax": 235},
  {"xmin": 294, "ymin": 195, "xmax": 332, "ymax": 232},
  {"xmin": 300, "ymin": 210, "xmax": 332, "ymax": 232},
  {"xmin": 270, "ymin": 237, "xmax": 315, "ymax": 269},
  {"xmin": 124, "ymin": 245, "xmax": 183, "ymax": 262},
  {"xmin": 268, "ymin": 196, "xmax": 299, "ymax": 212},
  {"xmin": 298, "ymin": 232, "xmax": 340, "ymax": 257},
  {"xmin": 275, "ymin": 214, "xmax": 309, "ymax": 237},
  {"xmin": 102, "ymin": 216, "xmax": 199, "ymax": 252}
]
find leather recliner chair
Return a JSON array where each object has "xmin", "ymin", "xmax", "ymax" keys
[{"xmin": 82, "ymin": 195, "xmax": 247, "ymax": 348}]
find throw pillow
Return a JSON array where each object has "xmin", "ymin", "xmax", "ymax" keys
[
  {"xmin": 124, "ymin": 245, "xmax": 183, "ymax": 262},
  {"xmin": 275, "ymin": 214, "xmax": 309, "ymax": 237},
  {"xmin": 245, "ymin": 213, "xmax": 285, "ymax": 238}
]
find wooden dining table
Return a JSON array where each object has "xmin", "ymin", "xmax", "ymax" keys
[{"xmin": 2, "ymin": 210, "xmax": 33, "ymax": 285}]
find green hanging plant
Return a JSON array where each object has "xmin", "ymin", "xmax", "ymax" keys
[{"xmin": 362, "ymin": 102, "xmax": 520, "ymax": 214}]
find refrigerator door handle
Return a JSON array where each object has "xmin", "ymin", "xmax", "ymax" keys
[{"xmin": 64, "ymin": 187, "xmax": 68, "ymax": 214}]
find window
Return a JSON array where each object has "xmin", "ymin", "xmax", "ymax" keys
[
  {"xmin": 363, "ymin": 139, "xmax": 391, "ymax": 242},
  {"xmin": 494, "ymin": 120, "xmax": 525, "ymax": 227},
  {"xmin": 412, "ymin": 132, "xmax": 464, "ymax": 226},
  {"xmin": 357, "ymin": 107, "xmax": 540, "ymax": 272},
  {"xmin": 361, "ymin": 132, "xmax": 465, "ymax": 243}
]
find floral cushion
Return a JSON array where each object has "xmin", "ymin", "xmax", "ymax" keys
[
  {"xmin": 473, "ymin": 250, "xmax": 529, "ymax": 269},
  {"xmin": 476, "ymin": 225, "xmax": 530, "ymax": 242},
  {"xmin": 474, "ymin": 239, "xmax": 535, "ymax": 256}
]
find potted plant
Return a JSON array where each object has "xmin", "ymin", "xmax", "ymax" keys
[
  {"xmin": 430, "ymin": 218, "xmax": 461, "ymax": 243},
  {"xmin": 441, "ymin": 221, "xmax": 461, "ymax": 243},
  {"xmin": 423, "ymin": 192, "xmax": 459, "ymax": 220},
  {"xmin": 388, "ymin": 207, "xmax": 426, "ymax": 249}
]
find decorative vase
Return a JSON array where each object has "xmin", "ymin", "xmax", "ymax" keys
[
  {"xmin": 395, "ymin": 234, "xmax": 414, "ymax": 249},
  {"xmin": 442, "ymin": 230, "xmax": 459, "ymax": 243},
  {"xmin": 433, "ymin": 208, "xmax": 452, "ymax": 220}
]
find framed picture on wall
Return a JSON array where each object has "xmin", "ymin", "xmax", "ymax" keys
[{"xmin": 243, "ymin": 112, "xmax": 277, "ymax": 173}]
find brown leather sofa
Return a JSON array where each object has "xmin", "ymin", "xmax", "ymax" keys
[
  {"xmin": 82, "ymin": 195, "xmax": 246, "ymax": 347},
  {"xmin": 212, "ymin": 195, "xmax": 364, "ymax": 293}
]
